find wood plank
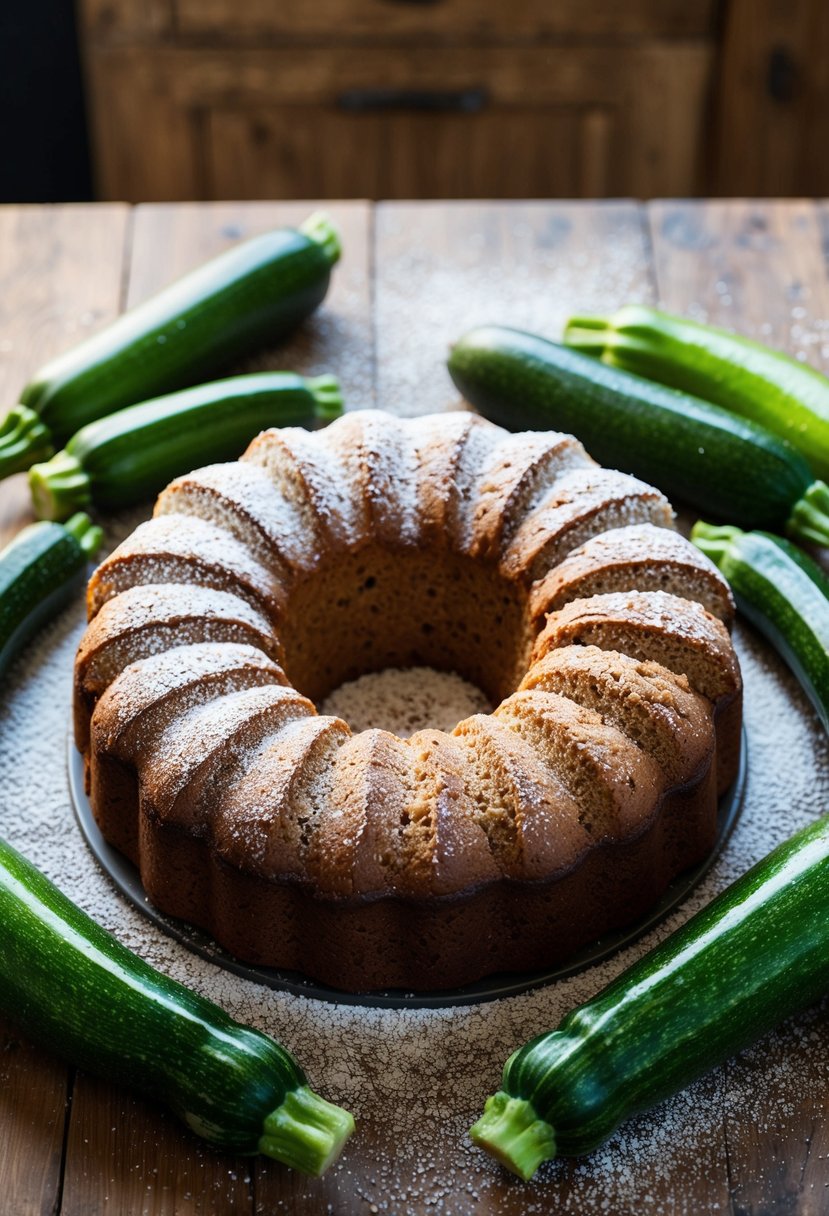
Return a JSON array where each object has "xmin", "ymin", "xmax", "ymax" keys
[
  {"xmin": 61, "ymin": 1075, "xmax": 255, "ymax": 1216},
  {"xmin": 0, "ymin": 204, "xmax": 130, "ymax": 546},
  {"xmin": 86, "ymin": 44, "xmax": 709, "ymax": 119},
  {"xmin": 647, "ymin": 197, "xmax": 829, "ymax": 1216},
  {"xmin": 0, "ymin": 202, "xmax": 129, "ymax": 1215},
  {"xmin": 648, "ymin": 199, "xmax": 829, "ymax": 368},
  {"xmin": 82, "ymin": 54, "xmax": 203, "ymax": 201},
  {"xmin": 207, "ymin": 107, "xmax": 585, "ymax": 203},
  {"xmin": 616, "ymin": 42, "xmax": 712, "ymax": 198},
  {"xmin": 170, "ymin": 0, "xmax": 719, "ymax": 42},
  {"xmin": 0, "ymin": 1022, "xmax": 68, "ymax": 1216}
]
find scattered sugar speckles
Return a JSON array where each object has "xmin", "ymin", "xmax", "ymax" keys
[{"xmin": 375, "ymin": 203, "xmax": 655, "ymax": 418}]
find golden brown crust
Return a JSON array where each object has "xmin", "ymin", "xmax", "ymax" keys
[
  {"xmin": 520, "ymin": 645, "xmax": 714, "ymax": 785},
  {"xmin": 530, "ymin": 523, "xmax": 736, "ymax": 626},
  {"xmin": 87, "ymin": 515, "xmax": 285, "ymax": 623},
  {"xmin": 500, "ymin": 468, "xmax": 675, "ymax": 584},
  {"xmin": 74, "ymin": 585, "xmax": 281, "ymax": 750},
  {"xmin": 129, "ymin": 761, "xmax": 719, "ymax": 991},
  {"xmin": 534, "ymin": 590, "xmax": 742, "ymax": 795}
]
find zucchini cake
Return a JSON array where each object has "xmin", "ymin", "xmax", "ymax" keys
[{"xmin": 73, "ymin": 410, "xmax": 741, "ymax": 990}]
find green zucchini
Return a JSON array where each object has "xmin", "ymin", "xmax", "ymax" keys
[
  {"xmin": 471, "ymin": 814, "xmax": 829, "ymax": 1180},
  {"xmin": 692, "ymin": 522, "xmax": 829, "ymax": 732},
  {"xmin": 0, "ymin": 514, "xmax": 102, "ymax": 671},
  {"xmin": 0, "ymin": 834, "xmax": 354, "ymax": 1173},
  {"xmin": 565, "ymin": 304, "xmax": 829, "ymax": 481},
  {"xmin": 28, "ymin": 371, "xmax": 343, "ymax": 521},
  {"xmin": 448, "ymin": 325, "xmax": 829, "ymax": 545},
  {"xmin": 0, "ymin": 212, "xmax": 341, "ymax": 479}
]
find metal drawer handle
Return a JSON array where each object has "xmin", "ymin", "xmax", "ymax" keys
[
  {"xmin": 337, "ymin": 87, "xmax": 488, "ymax": 114},
  {"xmin": 767, "ymin": 46, "xmax": 798, "ymax": 103}
]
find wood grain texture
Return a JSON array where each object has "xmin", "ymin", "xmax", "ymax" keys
[
  {"xmin": 648, "ymin": 196, "xmax": 829, "ymax": 1216},
  {"xmin": 82, "ymin": 54, "xmax": 202, "ymax": 201},
  {"xmin": 62, "ymin": 1074, "xmax": 255, "ymax": 1216},
  {"xmin": 208, "ymin": 108, "xmax": 588, "ymax": 203},
  {"xmin": 647, "ymin": 199, "xmax": 829, "ymax": 363},
  {"xmin": 76, "ymin": 0, "xmax": 829, "ymax": 203},
  {"xmin": 0, "ymin": 1021, "xmax": 68, "ymax": 1216}
]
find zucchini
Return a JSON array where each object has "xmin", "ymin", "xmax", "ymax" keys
[
  {"xmin": 692, "ymin": 522, "xmax": 829, "ymax": 732},
  {"xmin": 0, "ymin": 212, "xmax": 341, "ymax": 479},
  {"xmin": 471, "ymin": 815, "xmax": 829, "ymax": 1180},
  {"xmin": 565, "ymin": 304, "xmax": 829, "ymax": 481},
  {"xmin": 448, "ymin": 325, "xmax": 829, "ymax": 545},
  {"xmin": 0, "ymin": 834, "xmax": 354, "ymax": 1173},
  {"xmin": 28, "ymin": 371, "xmax": 343, "ymax": 521},
  {"xmin": 0, "ymin": 513, "xmax": 101, "ymax": 671}
]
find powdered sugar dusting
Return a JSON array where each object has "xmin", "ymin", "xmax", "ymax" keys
[
  {"xmin": 158, "ymin": 461, "xmax": 315, "ymax": 572},
  {"xmin": 502, "ymin": 468, "xmax": 674, "ymax": 583}
]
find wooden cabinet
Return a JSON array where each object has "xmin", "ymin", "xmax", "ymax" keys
[{"xmin": 76, "ymin": 0, "xmax": 829, "ymax": 201}]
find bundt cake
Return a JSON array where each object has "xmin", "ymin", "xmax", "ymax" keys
[{"xmin": 74, "ymin": 409, "xmax": 741, "ymax": 991}]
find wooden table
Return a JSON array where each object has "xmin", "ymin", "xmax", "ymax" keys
[{"xmin": 0, "ymin": 199, "xmax": 827, "ymax": 1215}]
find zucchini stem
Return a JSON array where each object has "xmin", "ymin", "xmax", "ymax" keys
[
  {"xmin": 299, "ymin": 212, "xmax": 342, "ymax": 267},
  {"xmin": 469, "ymin": 1091, "xmax": 556, "ymax": 1181},
  {"xmin": 690, "ymin": 521, "xmax": 743, "ymax": 567},
  {"xmin": 307, "ymin": 374, "xmax": 344, "ymax": 423},
  {"xmin": 562, "ymin": 314, "xmax": 613, "ymax": 358},
  {"xmin": 258, "ymin": 1084, "xmax": 355, "ymax": 1176},
  {"xmin": 28, "ymin": 451, "xmax": 91, "ymax": 522},
  {"xmin": 63, "ymin": 512, "xmax": 104, "ymax": 558},
  {"xmin": 788, "ymin": 480, "xmax": 829, "ymax": 546},
  {"xmin": 0, "ymin": 405, "xmax": 54, "ymax": 480}
]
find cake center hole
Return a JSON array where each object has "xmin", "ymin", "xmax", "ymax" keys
[
  {"xmin": 319, "ymin": 666, "xmax": 491, "ymax": 737},
  {"xmin": 277, "ymin": 544, "xmax": 533, "ymax": 708}
]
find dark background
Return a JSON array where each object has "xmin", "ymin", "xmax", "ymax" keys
[{"xmin": 0, "ymin": 5, "xmax": 92, "ymax": 202}]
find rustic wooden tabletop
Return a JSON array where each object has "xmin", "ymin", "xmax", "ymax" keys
[{"xmin": 0, "ymin": 198, "xmax": 827, "ymax": 1216}]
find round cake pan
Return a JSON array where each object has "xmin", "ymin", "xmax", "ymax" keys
[{"xmin": 69, "ymin": 730, "xmax": 747, "ymax": 1009}]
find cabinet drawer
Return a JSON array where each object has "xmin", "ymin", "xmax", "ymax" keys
[
  {"xmin": 208, "ymin": 107, "xmax": 591, "ymax": 200},
  {"xmin": 85, "ymin": 44, "xmax": 713, "ymax": 200},
  {"xmin": 173, "ymin": 0, "xmax": 719, "ymax": 43}
]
